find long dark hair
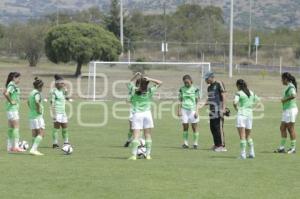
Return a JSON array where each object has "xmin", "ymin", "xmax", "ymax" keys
[
  {"xmin": 6, "ymin": 72, "xmax": 21, "ymax": 88},
  {"xmin": 54, "ymin": 74, "xmax": 64, "ymax": 81},
  {"xmin": 282, "ymin": 72, "xmax": 297, "ymax": 92},
  {"xmin": 135, "ymin": 78, "xmax": 149, "ymax": 95},
  {"xmin": 236, "ymin": 79, "xmax": 251, "ymax": 98},
  {"xmin": 182, "ymin": 74, "xmax": 193, "ymax": 83},
  {"xmin": 33, "ymin": 77, "xmax": 44, "ymax": 89}
]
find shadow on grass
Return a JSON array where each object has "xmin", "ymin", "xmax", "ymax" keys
[
  {"xmin": 260, "ymin": 151, "xmax": 277, "ymax": 154},
  {"xmin": 100, "ymin": 156, "xmax": 128, "ymax": 160},
  {"xmin": 210, "ymin": 155, "xmax": 237, "ymax": 159}
]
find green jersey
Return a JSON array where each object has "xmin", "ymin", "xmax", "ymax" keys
[
  {"xmin": 49, "ymin": 88, "xmax": 67, "ymax": 114},
  {"xmin": 28, "ymin": 89, "xmax": 44, "ymax": 119},
  {"xmin": 128, "ymin": 82, "xmax": 158, "ymax": 113},
  {"xmin": 5, "ymin": 81, "xmax": 20, "ymax": 112},
  {"xmin": 179, "ymin": 85, "xmax": 200, "ymax": 111},
  {"xmin": 282, "ymin": 83, "xmax": 297, "ymax": 110},
  {"xmin": 234, "ymin": 90, "xmax": 259, "ymax": 117}
]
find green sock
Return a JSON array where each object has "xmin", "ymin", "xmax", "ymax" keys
[
  {"xmin": 127, "ymin": 130, "xmax": 133, "ymax": 141},
  {"xmin": 7, "ymin": 128, "xmax": 14, "ymax": 149},
  {"xmin": 145, "ymin": 139, "xmax": 152, "ymax": 156},
  {"xmin": 193, "ymin": 132, "xmax": 199, "ymax": 146},
  {"xmin": 31, "ymin": 135, "xmax": 43, "ymax": 151},
  {"xmin": 130, "ymin": 139, "xmax": 140, "ymax": 156},
  {"xmin": 247, "ymin": 138, "xmax": 254, "ymax": 147},
  {"xmin": 52, "ymin": 128, "xmax": 59, "ymax": 144},
  {"xmin": 240, "ymin": 139, "xmax": 247, "ymax": 154},
  {"xmin": 291, "ymin": 140, "xmax": 296, "ymax": 150},
  {"xmin": 183, "ymin": 131, "xmax": 188, "ymax": 145},
  {"xmin": 12, "ymin": 128, "xmax": 20, "ymax": 148},
  {"xmin": 62, "ymin": 128, "xmax": 69, "ymax": 143},
  {"xmin": 280, "ymin": 138, "xmax": 287, "ymax": 149}
]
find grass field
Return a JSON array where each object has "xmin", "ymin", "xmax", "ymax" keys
[{"xmin": 0, "ymin": 100, "xmax": 299, "ymax": 199}]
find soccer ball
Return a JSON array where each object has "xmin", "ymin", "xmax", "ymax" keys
[
  {"xmin": 62, "ymin": 144, "xmax": 73, "ymax": 155},
  {"xmin": 137, "ymin": 146, "xmax": 146, "ymax": 158},
  {"xmin": 18, "ymin": 140, "xmax": 29, "ymax": 151}
]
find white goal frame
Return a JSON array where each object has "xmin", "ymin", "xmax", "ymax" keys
[{"xmin": 87, "ymin": 61, "xmax": 211, "ymax": 101}]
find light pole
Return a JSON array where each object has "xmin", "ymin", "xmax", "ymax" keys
[
  {"xmin": 229, "ymin": 0, "xmax": 234, "ymax": 78},
  {"xmin": 248, "ymin": 0, "xmax": 252, "ymax": 59},
  {"xmin": 120, "ymin": 0, "xmax": 124, "ymax": 54}
]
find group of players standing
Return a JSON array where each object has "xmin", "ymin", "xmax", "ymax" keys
[
  {"xmin": 124, "ymin": 71, "xmax": 298, "ymax": 160},
  {"xmin": 3, "ymin": 72, "xmax": 71, "ymax": 156}
]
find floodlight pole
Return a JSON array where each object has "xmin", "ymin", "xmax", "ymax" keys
[
  {"xmin": 229, "ymin": 0, "xmax": 234, "ymax": 78},
  {"xmin": 120, "ymin": 0, "xmax": 124, "ymax": 54}
]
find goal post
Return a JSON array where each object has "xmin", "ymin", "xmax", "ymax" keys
[{"xmin": 87, "ymin": 61, "xmax": 211, "ymax": 101}]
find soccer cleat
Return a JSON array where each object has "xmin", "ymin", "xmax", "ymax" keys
[
  {"xmin": 214, "ymin": 146, "xmax": 227, "ymax": 152},
  {"xmin": 287, "ymin": 148, "xmax": 296, "ymax": 154},
  {"xmin": 30, "ymin": 150, "xmax": 44, "ymax": 156},
  {"xmin": 128, "ymin": 155, "xmax": 137, "ymax": 160},
  {"xmin": 146, "ymin": 155, "xmax": 152, "ymax": 160},
  {"xmin": 248, "ymin": 154, "xmax": 255, "ymax": 159},
  {"xmin": 193, "ymin": 145, "xmax": 198, "ymax": 149},
  {"xmin": 124, "ymin": 141, "xmax": 131, "ymax": 148},
  {"xmin": 274, "ymin": 148, "xmax": 286, "ymax": 153},
  {"xmin": 52, "ymin": 144, "xmax": 60, "ymax": 149},
  {"xmin": 239, "ymin": 154, "xmax": 247, "ymax": 160},
  {"xmin": 182, "ymin": 144, "xmax": 189, "ymax": 149}
]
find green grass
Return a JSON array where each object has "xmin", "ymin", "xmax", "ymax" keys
[{"xmin": 0, "ymin": 100, "xmax": 299, "ymax": 199}]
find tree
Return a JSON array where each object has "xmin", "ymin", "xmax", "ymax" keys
[
  {"xmin": 45, "ymin": 23, "xmax": 122, "ymax": 77},
  {"xmin": 106, "ymin": 0, "xmax": 120, "ymax": 38}
]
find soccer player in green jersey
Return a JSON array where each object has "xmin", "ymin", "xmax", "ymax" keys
[
  {"xmin": 274, "ymin": 72, "xmax": 298, "ymax": 154},
  {"xmin": 3, "ymin": 72, "xmax": 25, "ymax": 152},
  {"xmin": 177, "ymin": 75, "xmax": 200, "ymax": 149},
  {"xmin": 127, "ymin": 73, "xmax": 162, "ymax": 160},
  {"xmin": 28, "ymin": 77, "xmax": 45, "ymax": 156},
  {"xmin": 49, "ymin": 75, "xmax": 71, "ymax": 149},
  {"xmin": 233, "ymin": 79, "xmax": 260, "ymax": 159}
]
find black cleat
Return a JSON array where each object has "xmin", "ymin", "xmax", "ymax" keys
[
  {"xmin": 193, "ymin": 145, "xmax": 198, "ymax": 149},
  {"xmin": 124, "ymin": 141, "xmax": 131, "ymax": 148},
  {"xmin": 182, "ymin": 144, "xmax": 189, "ymax": 149},
  {"xmin": 52, "ymin": 144, "xmax": 60, "ymax": 149},
  {"xmin": 274, "ymin": 148, "xmax": 286, "ymax": 153}
]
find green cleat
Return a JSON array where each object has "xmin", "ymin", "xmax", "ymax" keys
[
  {"xmin": 146, "ymin": 155, "xmax": 152, "ymax": 160},
  {"xmin": 128, "ymin": 156, "xmax": 137, "ymax": 160}
]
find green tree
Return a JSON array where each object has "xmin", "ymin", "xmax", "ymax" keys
[
  {"xmin": 106, "ymin": 0, "xmax": 120, "ymax": 37},
  {"xmin": 45, "ymin": 23, "xmax": 122, "ymax": 77}
]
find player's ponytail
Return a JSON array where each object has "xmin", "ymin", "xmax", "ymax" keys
[
  {"xmin": 236, "ymin": 79, "xmax": 250, "ymax": 98},
  {"xmin": 135, "ymin": 77, "xmax": 149, "ymax": 95},
  {"xmin": 33, "ymin": 77, "xmax": 44, "ymax": 89},
  {"xmin": 282, "ymin": 72, "xmax": 297, "ymax": 92},
  {"xmin": 5, "ymin": 72, "xmax": 21, "ymax": 88}
]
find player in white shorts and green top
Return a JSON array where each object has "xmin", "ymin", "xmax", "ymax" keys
[
  {"xmin": 177, "ymin": 75, "xmax": 200, "ymax": 149},
  {"xmin": 128, "ymin": 73, "xmax": 162, "ymax": 160},
  {"xmin": 49, "ymin": 75, "xmax": 71, "ymax": 149},
  {"xmin": 233, "ymin": 79, "xmax": 260, "ymax": 159},
  {"xmin": 28, "ymin": 77, "xmax": 45, "ymax": 156},
  {"xmin": 275, "ymin": 72, "xmax": 298, "ymax": 154},
  {"xmin": 3, "ymin": 72, "xmax": 25, "ymax": 152}
]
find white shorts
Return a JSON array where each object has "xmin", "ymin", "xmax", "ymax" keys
[
  {"xmin": 282, "ymin": 108, "xmax": 298, "ymax": 123},
  {"xmin": 132, "ymin": 111, "xmax": 154, "ymax": 130},
  {"xmin": 54, "ymin": 113, "xmax": 68, "ymax": 123},
  {"xmin": 7, "ymin": 111, "xmax": 19, "ymax": 121},
  {"xmin": 129, "ymin": 111, "xmax": 134, "ymax": 122},
  {"xmin": 181, "ymin": 108, "xmax": 199, "ymax": 124},
  {"xmin": 236, "ymin": 115, "xmax": 253, "ymax": 129},
  {"xmin": 30, "ymin": 117, "xmax": 45, "ymax": 130}
]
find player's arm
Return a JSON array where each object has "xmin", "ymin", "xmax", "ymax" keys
[
  {"xmin": 177, "ymin": 89, "xmax": 183, "ymax": 117},
  {"xmin": 219, "ymin": 81, "xmax": 226, "ymax": 113},
  {"xmin": 49, "ymin": 90, "xmax": 56, "ymax": 117},
  {"xmin": 281, "ymin": 88, "xmax": 296, "ymax": 103},
  {"xmin": 35, "ymin": 94, "xmax": 42, "ymax": 114},
  {"xmin": 129, "ymin": 72, "xmax": 141, "ymax": 83},
  {"xmin": 233, "ymin": 93, "xmax": 239, "ymax": 112},
  {"xmin": 3, "ymin": 87, "xmax": 15, "ymax": 105},
  {"xmin": 144, "ymin": 77, "xmax": 163, "ymax": 87}
]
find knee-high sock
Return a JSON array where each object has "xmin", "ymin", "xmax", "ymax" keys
[
  {"xmin": 291, "ymin": 140, "xmax": 296, "ymax": 150},
  {"xmin": 62, "ymin": 128, "xmax": 69, "ymax": 143},
  {"xmin": 7, "ymin": 128, "xmax": 13, "ymax": 150},
  {"xmin": 52, "ymin": 128, "xmax": 59, "ymax": 144},
  {"xmin": 280, "ymin": 138, "xmax": 287, "ymax": 149},
  {"xmin": 145, "ymin": 139, "xmax": 152, "ymax": 156},
  {"xmin": 247, "ymin": 138, "xmax": 255, "ymax": 155},
  {"xmin": 12, "ymin": 128, "xmax": 20, "ymax": 148},
  {"xmin": 240, "ymin": 139, "xmax": 247, "ymax": 156},
  {"xmin": 31, "ymin": 135, "xmax": 43, "ymax": 151},
  {"xmin": 183, "ymin": 131, "xmax": 188, "ymax": 145},
  {"xmin": 193, "ymin": 132, "xmax": 199, "ymax": 146},
  {"xmin": 130, "ymin": 139, "xmax": 139, "ymax": 156}
]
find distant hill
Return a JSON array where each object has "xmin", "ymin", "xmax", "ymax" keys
[{"xmin": 0, "ymin": 0, "xmax": 300, "ymax": 29}]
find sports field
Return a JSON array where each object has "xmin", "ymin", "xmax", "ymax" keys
[{"xmin": 0, "ymin": 63, "xmax": 299, "ymax": 199}]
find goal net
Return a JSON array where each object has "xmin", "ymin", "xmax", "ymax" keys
[{"xmin": 87, "ymin": 61, "xmax": 211, "ymax": 101}]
